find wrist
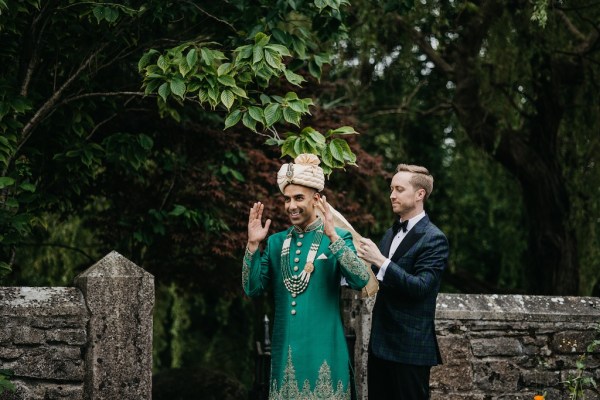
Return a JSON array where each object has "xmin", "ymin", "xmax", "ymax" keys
[
  {"xmin": 327, "ymin": 232, "xmax": 340, "ymax": 243},
  {"xmin": 247, "ymin": 241, "xmax": 260, "ymax": 252}
]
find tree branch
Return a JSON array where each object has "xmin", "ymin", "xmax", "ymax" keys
[
  {"xmin": 4, "ymin": 46, "xmax": 109, "ymax": 176},
  {"xmin": 184, "ymin": 0, "xmax": 237, "ymax": 33},
  {"xmin": 394, "ymin": 15, "xmax": 454, "ymax": 74},
  {"xmin": 555, "ymin": 9, "xmax": 587, "ymax": 41}
]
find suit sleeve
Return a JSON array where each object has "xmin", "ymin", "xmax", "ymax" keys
[
  {"xmin": 329, "ymin": 229, "xmax": 370, "ymax": 290},
  {"xmin": 242, "ymin": 238, "xmax": 272, "ymax": 297},
  {"xmin": 381, "ymin": 230, "xmax": 448, "ymax": 299}
]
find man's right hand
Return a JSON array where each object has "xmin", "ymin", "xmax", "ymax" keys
[{"xmin": 247, "ymin": 202, "xmax": 271, "ymax": 252}]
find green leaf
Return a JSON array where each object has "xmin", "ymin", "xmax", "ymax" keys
[
  {"xmin": 330, "ymin": 126, "xmax": 358, "ymax": 135},
  {"xmin": 217, "ymin": 63, "xmax": 232, "ymax": 76},
  {"xmin": 265, "ymin": 44, "xmax": 292, "ymax": 57},
  {"xmin": 288, "ymin": 100, "xmax": 306, "ymax": 113},
  {"xmin": 307, "ymin": 129, "xmax": 326, "ymax": 146},
  {"xmin": 221, "ymin": 89, "xmax": 235, "ymax": 110},
  {"xmin": 253, "ymin": 46, "xmax": 264, "ymax": 64},
  {"xmin": 248, "ymin": 106, "xmax": 264, "ymax": 124},
  {"xmin": 224, "ymin": 109, "xmax": 242, "ymax": 129},
  {"xmin": 260, "ymin": 94, "xmax": 271, "ymax": 105},
  {"xmin": 186, "ymin": 48, "xmax": 198, "ymax": 68},
  {"xmin": 157, "ymin": 55, "xmax": 169, "ymax": 72},
  {"xmin": 139, "ymin": 50, "xmax": 159, "ymax": 72},
  {"xmin": 329, "ymin": 138, "xmax": 345, "ymax": 161},
  {"xmin": 200, "ymin": 48, "xmax": 214, "ymax": 66},
  {"xmin": 281, "ymin": 135, "xmax": 298, "ymax": 158},
  {"xmin": 217, "ymin": 75, "xmax": 236, "ymax": 87},
  {"xmin": 264, "ymin": 103, "xmax": 282, "ymax": 126},
  {"xmin": 198, "ymin": 88, "xmax": 209, "ymax": 103},
  {"xmin": 264, "ymin": 50, "xmax": 281, "ymax": 69},
  {"xmin": 230, "ymin": 86, "xmax": 247, "ymax": 98},
  {"xmin": 284, "ymin": 69, "xmax": 305, "ymax": 86},
  {"xmin": 293, "ymin": 138, "xmax": 303, "ymax": 155},
  {"xmin": 283, "ymin": 107, "xmax": 300, "ymax": 126},
  {"xmin": 158, "ymin": 82, "xmax": 171, "ymax": 102},
  {"xmin": 230, "ymin": 169, "xmax": 245, "ymax": 182},
  {"xmin": 0, "ymin": 177, "xmax": 15, "ymax": 189},
  {"xmin": 19, "ymin": 182, "xmax": 36, "ymax": 192},
  {"xmin": 139, "ymin": 134, "xmax": 154, "ymax": 150},
  {"xmin": 170, "ymin": 204, "xmax": 186, "ymax": 216},
  {"xmin": 242, "ymin": 112, "xmax": 257, "ymax": 132},
  {"xmin": 254, "ymin": 32, "xmax": 270, "ymax": 46},
  {"xmin": 170, "ymin": 78, "xmax": 186, "ymax": 99}
]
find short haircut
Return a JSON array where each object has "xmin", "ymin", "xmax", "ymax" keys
[{"xmin": 395, "ymin": 164, "xmax": 434, "ymax": 201}]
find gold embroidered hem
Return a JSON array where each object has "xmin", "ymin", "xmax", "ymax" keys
[{"xmin": 269, "ymin": 348, "xmax": 351, "ymax": 400}]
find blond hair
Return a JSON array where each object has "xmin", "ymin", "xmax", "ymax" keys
[{"xmin": 395, "ymin": 164, "xmax": 434, "ymax": 201}]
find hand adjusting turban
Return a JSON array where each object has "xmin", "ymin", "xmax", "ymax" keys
[{"xmin": 277, "ymin": 154, "xmax": 325, "ymax": 193}]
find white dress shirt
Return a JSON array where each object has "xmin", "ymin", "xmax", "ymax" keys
[{"xmin": 376, "ymin": 211, "xmax": 426, "ymax": 281}]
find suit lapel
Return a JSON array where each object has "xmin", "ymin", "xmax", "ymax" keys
[
  {"xmin": 381, "ymin": 229, "xmax": 394, "ymax": 258},
  {"xmin": 390, "ymin": 215, "xmax": 429, "ymax": 263}
]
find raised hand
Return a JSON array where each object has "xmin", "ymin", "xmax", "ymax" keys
[
  {"xmin": 315, "ymin": 195, "xmax": 339, "ymax": 242},
  {"xmin": 247, "ymin": 202, "xmax": 271, "ymax": 252}
]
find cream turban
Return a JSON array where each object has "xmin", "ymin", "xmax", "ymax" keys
[{"xmin": 277, "ymin": 154, "xmax": 325, "ymax": 193}]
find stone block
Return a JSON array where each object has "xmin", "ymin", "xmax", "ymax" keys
[
  {"xmin": 8, "ymin": 346, "xmax": 83, "ymax": 381},
  {"xmin": 472, "ymin": 360, "xmax": 520, "ymax": 391},
  {"xmin": 431, "ymin": 361, "xmax": 473, "ymax": 391},
  {"xmin": 0, "ymin": 380, "xmax": 84, "ymax": 400},
  {"xmin": 45, "ymin": 329, "xmax": 87, "ymax": 345},
  {"xmin": 75, "ymin": 251, "xmax": 154, "ymax": 400},
  {"xmin": 520, "ymin": 368, "xmax": 561, "ymax": 387},
  {"xmin": 0, "ymin": 346, "xmax": 23, "ymax": 360},
  {"xmin": 12, "ymin": 326, "xmax": 45, "ymax": 345},
  {"xmin": 552, "ymin": 330, "xmax": 598, "ymax": 354},
  {"xmin": 471, "ymin": 337, "xmax": 524, "ymax": 356}
]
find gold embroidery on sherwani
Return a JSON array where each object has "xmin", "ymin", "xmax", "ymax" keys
[
  {"xmin": 330, "ymin": 237, "xmax": 369, "ymax": 282},
  {"xmin": 242, "ymin": 247, "xmax": 254, "ymax": 288},
  {"xmin": 269, "ymin": 347, "xmax": 350, "ymax": 400}
]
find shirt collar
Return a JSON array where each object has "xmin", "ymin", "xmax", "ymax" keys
[{"xmin": 399, "ymin": 211, "xmax": 426, "ymax": 233}]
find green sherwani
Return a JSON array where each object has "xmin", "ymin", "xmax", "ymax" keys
[{"xmin": 243, "ymin": 219, "xmax": 369, "ymax": 400}]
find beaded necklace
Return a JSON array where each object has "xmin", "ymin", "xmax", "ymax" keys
[{"xmin": 281, "ymin": 218, "xmax": 324, "ymax": 296}]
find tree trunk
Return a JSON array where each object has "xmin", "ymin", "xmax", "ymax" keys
[{"xmin": 446, "ymin": 1, "xmax": 580, "ymax": 295}]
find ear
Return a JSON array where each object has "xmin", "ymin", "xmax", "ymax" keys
[
  {"xmin": 416, "ymin": 188, "xmax": 426, "ymax": 201},
  {"xmin": 313, "ymin": 192, "xmax": 321, "ymax": 202}
]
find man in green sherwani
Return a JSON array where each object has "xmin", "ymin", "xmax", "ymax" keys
[{"xmin": 243, "ymin": 153, "xmax": 369, "ymax": 399}]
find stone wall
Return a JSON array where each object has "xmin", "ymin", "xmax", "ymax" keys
[
  {"xmin": 0, "ymin": 251, "xmax": 154, "ymax": 400},
  {"xmin": 342, "ymin": 291, "xmax": 600, "ymax": 400}
]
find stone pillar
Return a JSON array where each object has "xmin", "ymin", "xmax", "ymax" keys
[{"xmin": 75, "ymin": 251, "xmax": 154, "ymax": 400}]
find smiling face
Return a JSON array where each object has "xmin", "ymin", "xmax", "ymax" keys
[
  {"xmin": 389, "ymin": 171, "xmax": 425, "ymax": 219},
  {"xmin": 283, "ymin": 184, "xmax": 320, "ymax": 229}
]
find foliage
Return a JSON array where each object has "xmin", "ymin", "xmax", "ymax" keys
[
  {"xmin": 561, "ymin": 324, "xmax": 600, "ymax": 399},
  {"xmin": 0, "ymin": 0, "xmax": 360, "ymax": 280},
  {"xmin": 0, "ymin": 0, "xmax": 384, "ymax": 390},
  {"xmin": 340, "ymin": 0, "xmax": 600, "ymax": 295},
  {"xmin": 0, "ymin": 369, "xmax": 15, "ymax": 395}
]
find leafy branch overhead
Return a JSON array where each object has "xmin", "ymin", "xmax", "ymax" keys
[{"xmin": 139, "ymin": 30, "xmax": 358, "ymax": 174}]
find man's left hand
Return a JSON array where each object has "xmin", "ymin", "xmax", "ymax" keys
[{"xmin": 315, "ymin": 195, "xmax": 339, "ymax": 242}]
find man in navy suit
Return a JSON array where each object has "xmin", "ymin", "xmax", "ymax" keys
[{"xmin": 358, "ymin": 163, "xmax": 449, "ymax": 400}]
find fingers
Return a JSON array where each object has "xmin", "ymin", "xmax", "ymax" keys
[
  {"xmin": 315, "ymin": 195, "xmax": 328, "ymax": 213},
  {"xmin": 249, "ymin": 202, "xmax": 264, "ymax": 222},
  {"xmin": 359, "ymin": 237, "xmax": 374, "ymax": 247},
  {"xmin": 264, "ymin": 218, "xmax": 272, "ymax": 231}
]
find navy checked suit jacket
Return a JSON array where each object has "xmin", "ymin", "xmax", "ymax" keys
[{"xmin": 369, "ymin": 214, "xmax": 449, "ymax": 366}]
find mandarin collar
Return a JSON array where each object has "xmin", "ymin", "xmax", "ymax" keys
[{"xmin": 292, "ymin": 217, "xmax": 323, "ymax": 233}]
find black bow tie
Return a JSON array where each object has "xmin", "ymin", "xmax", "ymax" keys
[{"xmin": 392, "ymin": 219, "xmax": 409, "ymax": 235}]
